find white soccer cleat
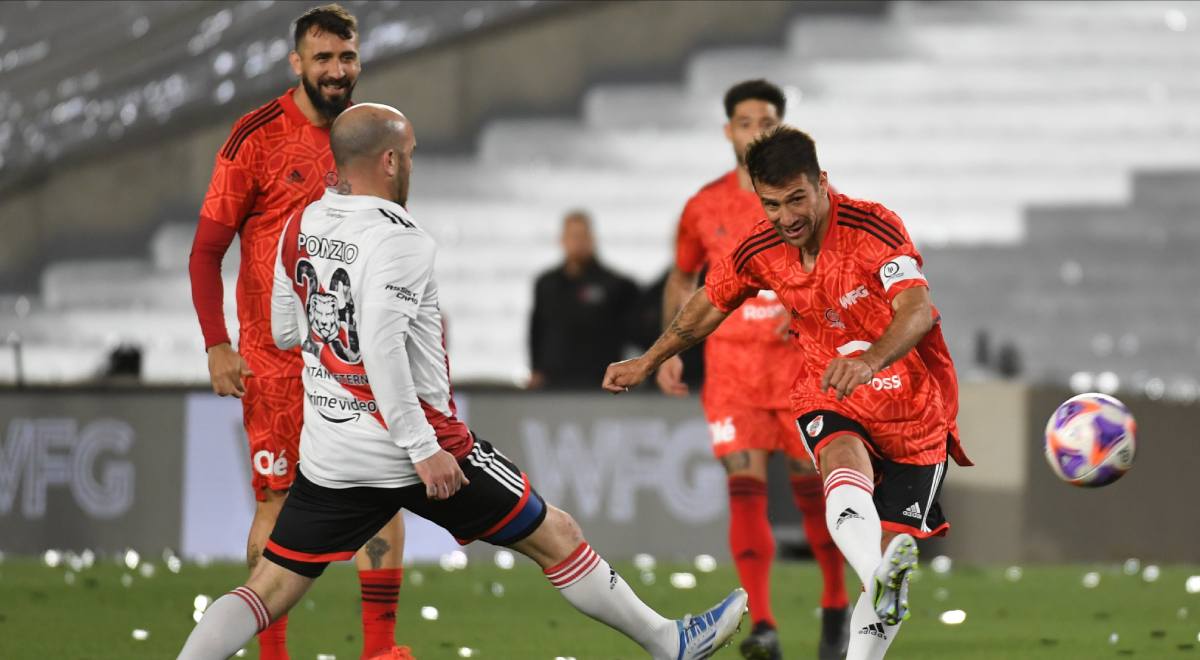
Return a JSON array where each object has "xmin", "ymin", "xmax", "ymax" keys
[
  {"xmin": 672, "ymin": 587, "xmax": 748, "ymax": 660},
  {"xmin": 872, "ymin": 533, "xmax": 919, "ymax": 626}
]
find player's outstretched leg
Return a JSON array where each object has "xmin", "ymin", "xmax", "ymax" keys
[
  {"xmin": 178, "ymin": 561, "xmax": 314, "ymax": 660},
  {"xmin": 246, "ymin": 489, "xmax": 290, "ymax": 660},
  {"xmin": 789, "ymin": 464, "xmax": 850, "ymax": 660},
  {"xmin": 355, "ymin": 513, "xmax": 409, "ymax": 660},
  {"xmin": 511, "ymin": 505, "xmax": 748, "ymax": 660},
  {"xmin": 819, "ymin": 435, "xmax": 883, "ymax": 591}
]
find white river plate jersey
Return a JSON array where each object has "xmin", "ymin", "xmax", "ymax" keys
[{"xmin": 271, "ymin": 189, "xmax": 472, "ymax": 489}]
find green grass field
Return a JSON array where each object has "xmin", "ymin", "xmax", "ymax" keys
[{"xmin": 0, "ymin": 555, "xmax": 1197, "ymax": 659}]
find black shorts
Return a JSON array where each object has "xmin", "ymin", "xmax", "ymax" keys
[
  {"xmin": 263, "ymin": 437, "xmax": 548, "ymax": 577},
  {"xmin": 796, "ymin": 410, "xmax": 950, "ymax": 539}
]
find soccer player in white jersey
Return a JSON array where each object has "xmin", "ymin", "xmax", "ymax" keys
[{"xmin": 177, "ymin": 104, "xmax": 748, "ymax": 660}]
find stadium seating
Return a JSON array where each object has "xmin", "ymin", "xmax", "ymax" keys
[{"xmin": 1, "ymin": 0, "xmax": 1196, "ymax": 396}]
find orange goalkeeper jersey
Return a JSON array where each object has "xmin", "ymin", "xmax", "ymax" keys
[{"xmin": 196, "ymin": 90, "xmax": 337, "ymax": 378}]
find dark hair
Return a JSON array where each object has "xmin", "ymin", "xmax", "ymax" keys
[
  {"xmin": 293, "ymin": 4, "xmax": 357, "ymax": 49},
  {"xmin": 744, "ymin": 125, "xmax": 821, "ymax": 188},
  {"xmin": 562, "ymin": 209, "xmax": 592, "ymax": 227},
  {"xmin": 723, "ymin": 79, "xmax": 786, "ymax": 120}
]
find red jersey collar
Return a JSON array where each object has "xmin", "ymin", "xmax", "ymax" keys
[{"xmin": 278, "ymin": 88, "xmax": 312, "ymax": 126}]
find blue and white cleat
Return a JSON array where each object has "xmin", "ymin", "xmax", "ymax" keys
[
  {"xmin": 673, "ymin": 587, "xmax": 748, "ymax": 660},
  {"xmin": 872, "ymin": 533, "xmax": 919, "ymax": 626}
]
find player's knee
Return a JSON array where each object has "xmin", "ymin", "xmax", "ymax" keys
[
  {"xmin": 818, "ymin": 434, "xmax": 870, "ymax": 474},
  {"xmin": 543, "ymin": 506, "xmax": 585, "ymax": 547},
  {"xmin": 719, "ymin": 450, "xmax": 766, "ymax": 478},
  {"xmin": 246, "ymin": 544, "xmax": 264, "ymax": 572},
  {"xmin": 719, "ymin": 451, "xmax": 750, "ymax": 475}
]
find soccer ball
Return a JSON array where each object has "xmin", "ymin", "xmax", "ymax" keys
[{"xmin": 1043, "ymin": 393, "xmax": 1137, "ymax": 487}]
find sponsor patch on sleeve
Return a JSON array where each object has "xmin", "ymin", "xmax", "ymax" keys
[
  {"xmin": 385, "ymin": 283, "xmax": 419, "ymax": 305},
  {"xmin": 878, "ymin": 255, "xmax": 926, "ymax": 292}
]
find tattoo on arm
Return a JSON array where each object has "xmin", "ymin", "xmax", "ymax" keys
[
  {"xmin": 668, "ymin": 316, "xmax": 700, "ymax": 348},
  {"xmin": 644, "ymin": 288, "xmax": 728, "ymax": 368},
  {"xmin": 364, "ymin": 536, "xmax": 390, "ymax": 569}
]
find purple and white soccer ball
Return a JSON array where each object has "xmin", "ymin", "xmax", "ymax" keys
[{"xmin": 1043, "ymin": 392, "xmax": 1137, "ymax": 487}]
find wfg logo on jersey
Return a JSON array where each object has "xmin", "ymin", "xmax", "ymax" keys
[{"xmin": 839, "ymin": 285, "xmax": 869, "ymax": 309}]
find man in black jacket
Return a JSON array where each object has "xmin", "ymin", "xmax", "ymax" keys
[{"xmin": 529, "ymin": 211, "xmax": 639, "ymax": 389}]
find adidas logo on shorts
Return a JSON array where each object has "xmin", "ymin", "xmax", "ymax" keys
[
  {"xmin": 835, "ymin": 507, "xmax": 863, "ymax": 530},
  {"xmin": 902, "ymin": 502, "xmax": 923, "ymax": 520},
  {"xmin": 859, "ymin": 622, "xmax": 888, "ymax": 640}
]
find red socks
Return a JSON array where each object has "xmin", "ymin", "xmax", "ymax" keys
[
  {"xmin": 359, "ymin": 568, "xmax": 403, "ymax": 658},
  {"xmin": 258, "ymin": 615, "xmax": 288, "ymax": 660},
  {"xmin": 728, "ymin": 476, "xmax": 776, "ymax": 627},
  {"xmin": 791, "ymin": 474, "xmax": 850, "ymax": 609}
]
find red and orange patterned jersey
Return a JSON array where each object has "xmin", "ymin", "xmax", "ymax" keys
[
  {"xmin": 675, "ymin": 170, "xmax": 798, "ymax": 410},
  {"xmin": 198, "ymin": 90, "xmax": 337, "ymax": 378},
  {"xmin": 705, "ymin": 190, "xmax": 965, "ymax": 466}
]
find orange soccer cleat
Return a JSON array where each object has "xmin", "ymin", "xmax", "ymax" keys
[{"xmin": 364, "ymin": 646, "xmax": 415, "ymax": 660}]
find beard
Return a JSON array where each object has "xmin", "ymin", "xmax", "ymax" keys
[{"xmin": 301, "ymin": 74, "xmax": 355, "ymax": 121}]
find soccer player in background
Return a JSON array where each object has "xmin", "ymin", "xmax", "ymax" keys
[
  {"xmin": 605, "ymin": 126, "xmax": 972, "ymax": 660},
  {"xmin": 187, "ymin": 5, "xmax": 409, "ymax": 659},
  {"xmin": 658, "ymin": 79, "xmax": 848, "ymax": 660},
  {"xmin": 178, "ymin": 103, "xmax": 750, "ymax": 660}
]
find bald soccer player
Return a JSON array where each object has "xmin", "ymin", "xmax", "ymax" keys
[{"xmin": 177, "ymin": 104, "xmax": 749, "ymax": 660}]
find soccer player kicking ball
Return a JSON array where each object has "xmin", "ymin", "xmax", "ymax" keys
[
  {"xmin": 659, "ymin": 79, "xmax": 849, "ymax": 660},
  {"xmin": 188, "ymin": 6, "xmax": 409, "ymax": 658},
  {"xmin": 177, "ymin": 104, "xmax": 748, "ymax": 660},
  {"xmin": 605, "ymin": 126, "xmax": 972, "ymax": 660}
]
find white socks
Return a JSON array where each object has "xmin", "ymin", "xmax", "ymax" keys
[
  {"xmin": 825, "ymin": 468, "xmax": 904, "ymax": 659},
  {"xmin": 823, "ymin": 467, "xmax": 883, "ymax": 589},
  {"xmin": 846, "ymin": 591, "xmax": 901, "ymax": 660},
  {"xmin": 177, "ymin": 586, "xmax": 267, "ymax": 659},
  {"xmin": 545, "ymin": 543, "xmax": 676, "ymax": 659}
]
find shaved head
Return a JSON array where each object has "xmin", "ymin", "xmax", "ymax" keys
[
  {"xmin": 330, "ymin": 103, "xmax": 416, "ymax": 205},
  {"xmin": 330, "ymin": 103, "xmax": 408, "ymax": 169}
]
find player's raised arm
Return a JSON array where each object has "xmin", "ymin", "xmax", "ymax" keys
[
  {"xmin": 606, "ymin": 233, "xmax": 765, "ymax": 394},
  {"xmin": 603, "ymin": 286, "xmax": 729, "ymax": 393}
]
